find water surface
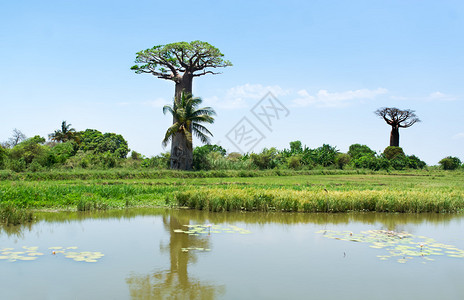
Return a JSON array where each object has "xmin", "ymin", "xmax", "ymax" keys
[{"xmin": 1, "ymin": 209, "xmax": 463, "ymax": 299}]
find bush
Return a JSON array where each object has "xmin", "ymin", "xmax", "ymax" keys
[
  {"xmin": 141, "ymin": 152, "xmax": 170, "ymax": 169},
  {"xmin": 335, "ymin": 153, "xmax": 351, "ymax": 169},
  {"xmin": 250, "ymin": 148, "xmax": 279, "ymax": 169},
  {"xmin": 193, "ymin": 144, "xmax": 227, "ymax": 170},
  {"xmin": 407, "ymin": 155, "xmax": 427, "ymax": 169},
  {"xmin": 8, "ymin": 136, "xmax": 50, "ymax": 170},
  {"xmin": 348, "ymin": 144, "xmax": 376, "ymax": 159},
  {"xmin": 287, "ymin": 155, "xmax": 302, "ymax": 169},
  {"xmin": 439, "ymin": 156, "xmax": 462, "ymax": 170},
  {"xmin": 131, "ymin": 151, "xmax": 143, "ymax": 160},
  {"xmin": 0, "ymin": 146, "xmax": 7, "ymax": 170},
  {"xmin": 352, "ymin": 155, "xmax": 390, "ymax": 171},
  {"xmin": 383, "ymin": 146, "xmax": 405, "ymax": 160},
  {"xmin": 51, "ymin": 141, "xmax": 78, "ymax": 164}
]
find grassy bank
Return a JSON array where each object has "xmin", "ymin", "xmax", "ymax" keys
[
  {"xmin": 175, "ymin": 188, "xmax": 464, "ymax": 213},
  {"xmin": 0, "ymin": 170, "xmax": 463, "ymax": 213}
]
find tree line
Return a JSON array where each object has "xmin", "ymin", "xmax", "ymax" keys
[{"xmin": 0, "ymin": 124, "xmax": 462, "ymax": 172}]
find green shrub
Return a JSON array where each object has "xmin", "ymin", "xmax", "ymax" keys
[
  {"xmin": 335, "ymin": 153, "xmax": 351, "ymax": 169},
  {"xmin": 0, "ymin": 146, "xmax": 7, "ymax": 169},
  {"xmin": 141, "ymin": 152, "xmax": 170, "ymax": 169},
  {"xmin": 383, "ymin": 146, "xmax": 405, "ymax": 160},
  {"xmin": 250, "ymin": 148, "xmax": 279, "ymax": 169},
  {"xmin": 287, "ymin": 155, "xmax": 302, "ymax": 169},
  {"xmin": 192, "ymin": 144, "xmax": 226, "ymax": 170},
  {"xmin": 348, "ymin": 144, "xmax": 376, "ymax": 159},
  {"xmin": 407, "ymin": 155, "xmax": 427, "ymax": 169},
  {"xmin": 439, "ymin": 156, "xmax": 462, "ymax": 170}
]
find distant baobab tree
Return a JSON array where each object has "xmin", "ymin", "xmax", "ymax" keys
[{"xmin": 375, "ymin": 107, "xmax": 420, "ymax": 147}]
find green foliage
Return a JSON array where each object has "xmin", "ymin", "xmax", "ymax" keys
[
  {"xmin": 176, "ymin": 187, "xmax": 464, "ymax": 213},
  {"xmin": 0, "ymin": 146, "xmax": 7, "ymax": 169},
  {"xmin": 193, "ymin": 144, "xmax": 226, "ymax": 170},
  {"xmin": 439, "ymin": 156, "xmax": 462, "ymax": 170},
  {"xmin": 49, "ymin": 121, "xmax": 76, "ymax": 143},
  {"xmin": 0, "ymin": 204, "xmax": 34, "ymax": 226},
  {"xmin": 141, "ymin": 152, "xmax": 170, "ymax": 169},
  {"xmin": 406, "ymin": 155, "xmax": 427, "ymax": 169},
  {"xmin": 162, "ymin": 93, "xmax": 216, "ymax": 149},
  {"xmin": 352, "ymin": 155, "xmax": 390, "ymax": 171},
  {"xmin": 131, "ymin": 151, "xmax": 143, "ymax": 160},
  {"xmin": 78, "ymin": 129, "xmax": 129, "ymax": 158},
  {"xmin": 348, "ymin": 144, "xmax": 376, "ymax": 159},
  {"xmin": 289, "ymin": 140, "xmax": 303, "ymax": 154},
  {"xmin": 8, "ymin": 136, "xmax": 50, "ymax": 170},
  {"xmin": 51, "ymin": 141, "xmax": 78, "ymax": 164},
  {"xmin": 383, "ymin": 146, "xmax": 405, "ymax": 160},
  {"xmin": 250, "ymin": 148, "xmax": 279, "ymax": 170},
  {"xmin": 132, "ymin": 40, "xmax": 232, "ymax": 76},
  {"xmin": 287, "ymin": 155, "xmax": 302, "ymax": 169},
  {"xmin": 313, "ymin": 144, "xmax": 339, "ymax": 167},
  {"xmin": 335, "ymin": 153, "xmax": 351, "ymax": 169}
]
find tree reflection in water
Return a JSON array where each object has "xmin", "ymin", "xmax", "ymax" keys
[{"xmin": 126, "ymin": 214, "xmax": 225, "ymax": 300}]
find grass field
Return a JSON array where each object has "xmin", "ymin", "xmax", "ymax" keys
[{"xmin": 0, "ymin": 169, "xmax": 463, "ymax": 214}]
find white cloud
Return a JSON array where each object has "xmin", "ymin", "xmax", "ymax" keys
[
  {"xmin": 428, "ymin": 91, "xmax": 456, "ymax": 101},
  {"xmin": 143, "ymin": 98, "xmax": 170, "ymax": 108},
  {"xmin": 204, "ymin": 84, "xmax": 290, "ymax": 109},
  {"xmin": 391, "ymin": 91, "xmax": 457, "ymax": 102},
  {"xmin": 453, "ymin": 132, "xmax": 464, "ymax": 140},
  {"xmin": 292, "ymin": 88, "xmax": 388, "ymax": 108}
]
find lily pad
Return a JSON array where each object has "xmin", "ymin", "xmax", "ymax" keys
[{"xmin": 318, "ymin": 229, "xmax": 464, "ymax": 264}]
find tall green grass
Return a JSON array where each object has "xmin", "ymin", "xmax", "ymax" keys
[
  {"xmin": 175, "ymin": 188, "xmax": 464, "ymax": 213},
  {"xmin": 0, "ymin": 168, "xmax": 379, "ymax": 181},
  {"xmin": 0, "ymin": 204, "xmax": 34, "ymax": 225}
]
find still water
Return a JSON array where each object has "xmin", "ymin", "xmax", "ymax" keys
[{"xmin": 1, "ymin": 209, "xmax": 463, "ymax": 300}]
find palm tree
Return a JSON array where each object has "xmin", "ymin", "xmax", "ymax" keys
[
  {"xmin": 162, "ymin": 93, "xmax": 216, "ymax": 170},
  {"xmin": 49, "ymin": 121, "xmax": 76, "ymax": 143}
]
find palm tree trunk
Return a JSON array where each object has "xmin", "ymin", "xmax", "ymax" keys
[{"xmin": 170, "ymin": 74, "xmax": 193, "ymax": 170}]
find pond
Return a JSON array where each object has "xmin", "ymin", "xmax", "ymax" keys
[{"xmin": 1, "ymin": 209, "xmax": 464, "ymax": 299}]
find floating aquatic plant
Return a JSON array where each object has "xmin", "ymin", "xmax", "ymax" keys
[
  {"xmin": 317, "ymin": 229, "xmax": 464, "ymax": 264},
  {"xmin": 0, "ymin": 246, "xmax": 44, "ymax": 262},
  {"xmin": 0, "ymin": 246, "xmax": 104, "ymax": 263},
  {"xmin": 49, "ymin": 246, "xmax": 104, "ymax": 263},
  {"xmin": 173, "ymin": 224, "xmax": 251, "ymax": 236},
  {"xmin": 181, "ymin": 247, "xmax": 211, "ymax": 253}
]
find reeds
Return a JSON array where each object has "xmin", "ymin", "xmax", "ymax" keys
[
  {"xmin": 175, "ymin": 188, "xmax": 464, "ymax": 213},
  {"xmin": 0, "ymin": 203, "xmax": 34, "ymax": 225}
]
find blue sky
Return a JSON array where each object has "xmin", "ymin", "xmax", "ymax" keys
[{"xmin": 1, "ymin": 0, "xmax": 463, "ymax": 164}]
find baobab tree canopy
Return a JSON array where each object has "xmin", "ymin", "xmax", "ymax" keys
[
  {"xmin": 131, "ymin": 41, "xmax": 232, "ymax": 101},
  {"xmin": 375, "ymin": 107, "xmax": 420, "ymax": 147}
]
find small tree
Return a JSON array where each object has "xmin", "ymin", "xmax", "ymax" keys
[
  {"xmin": 375, "ymin": 107, "xmax": 420, "ymax": 147},
  {"xmin": 439, "ymin": 156, "xmax": 462, "ymax": 170},
  {"xmin": 5, "ymin": 129, "xmax": 27, "ymax": 148}
]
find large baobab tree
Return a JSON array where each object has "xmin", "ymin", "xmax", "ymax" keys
[
  {"xmin": 131, "ymin": 41, "xmax": 231, "ymax": 170},
  {"xmin": 375, "ymin": 107, "xmax": 420, "ymax": 147}
]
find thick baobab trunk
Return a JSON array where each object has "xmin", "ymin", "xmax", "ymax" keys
[
  {"xmin": 390, "ymin": 125, "xmax": 400, "ymax": 147},
  {"xmin": 170, "ymin": 74, "xmax": 193, "ymax": 170}
]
